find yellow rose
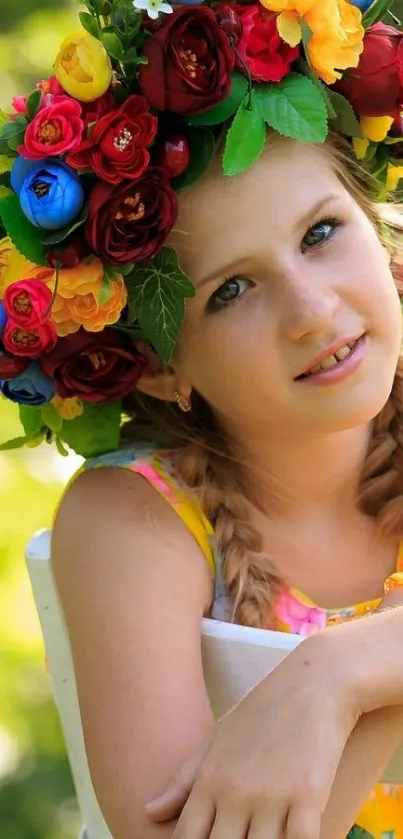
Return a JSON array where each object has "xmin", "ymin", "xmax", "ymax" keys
[
  {"xmin": 52, "ymin": 396, "xmax": 84, "ymax": 421},
  {"xmin": 387, "ymin": 163, "xmax": 403, "ymax": 192},
  {"xmin": 45, "ymin": 258, "xmax": 127, "ymax": 336},
  {"xmin": 54, "ymin": 30, "xmax": 113, "ymax": 102},
  {"xmin": 261, "ymin": 0, "xmax": 364, "ymax": 85},
  {"xmin": 352, "ymin": 116, "xmax": 394, "ymax": 160}
]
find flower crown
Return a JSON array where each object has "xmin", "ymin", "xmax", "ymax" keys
[{"xmin": 0, "ymin": 0, "xmax": 402, "ymax": 458}]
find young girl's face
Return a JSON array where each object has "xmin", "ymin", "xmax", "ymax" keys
[{"xmin": 169, "ymin": 140, "xmax": 402, "ymax": 439}]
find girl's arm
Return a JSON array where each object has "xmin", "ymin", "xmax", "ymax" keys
[
  {"xmin": 52, "ymin": 466, "xmax": 216, "ymax": 839},
  {"xmin": 322, "ymin": 705, "xmax": 403, "ymax": 838},
  {"xmin": 147, "ymin": 592, "xmax": 403, "ymax": 839}
]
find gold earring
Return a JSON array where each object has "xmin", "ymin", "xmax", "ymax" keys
[{"xmin": 174, "ymin": 391, "xmax": 192, "ymax": 413}]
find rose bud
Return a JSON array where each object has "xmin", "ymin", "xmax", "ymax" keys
[{"xmin": 0, "ymin": 361, "xmax": 56, "ymax": 405}]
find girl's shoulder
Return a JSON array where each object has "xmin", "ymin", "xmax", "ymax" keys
[{"xmin": 71, "ymin": 445, "xmax": 217, "ymax": 578}]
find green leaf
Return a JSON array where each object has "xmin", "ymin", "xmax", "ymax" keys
[
  {"xmin": 346, "ymin": 826, "xmax": 375, "ymax": 839},
  {"xmin": 326, "ymin": 90, "xmax": 363, "ymax": 138},
  {"xmin": 0, "ymin": 108, "xmax": 8, "ymax": 125},
  {"xmin": 122, "ymin": 46, "xmax": 139, "ymax": 65},
  {"xmin": 0, "ymin": 193, "xmax": 48, "ymax": 266},
  {"xmin": 0, "ymin": 155, "xmax": 13, "ymax": 175},
  {"xmin": 223, "ymin": 93, "xmax": 266, "ymax": 177},
  {"xmin": 0, "ymin": 116, "xmax": 28, "ymax": 143},
  {"xmin": 0, "ymin": 171, "xmax": 11, "ymax": 190},
  {"xmin": 125, "ymin": 247, "xmax": 195, "ymax": 362},
  {"xmin": 98, "ymin": 264, "xmax": 117, "ymax": 304},
  {"xmin": 61, "ymin": 401, "xmax": 122, "ymax": 458},
  {"xmin": 172, "ymin": 127, "xmax": 215, "ymax": 191},
  {"xmin": 102, "ymin": 32, "xmax": 124, "ymax": 62},
  {"xmin": 362, "ymin": 0, "xmax": 392, "ymax": 28},
  {"xmin": 19, "ymin": 405, "xmax": 44, "ymax": 437},
  {"xmin": 55, "ymin": 435, "xmax": 69, "ymax": 457},
  {"xmin": 40, "ymin": 206, "xmax": 89, "ymax": 245},
  {"xmin": 187, "ymin": 73, "xmax": 249, "ymax": 127},
  {"xmin": 295, "ymin": 59, "xmax": 336, "ymax": 119},
  {"xmin": 41, "ymin": 403, "xmax": 63, "ymax": 433},
  {"xmin": 0, "ymin": 435, "xmax": 30, "ymax": 451},
  {"xmin": 299, "ymin": 17, "xmax": 313, "ymax": 60},
  {"xmin": 79, "ymin": 11, "xmax": 100, "ymax": 38},
  {"xmin": 255, "ymin": 74, "xmax": 328, "ymax": 143},
  {"xmin": 26, "ymin": 90, "xmax": 42, "ymax": 121}
]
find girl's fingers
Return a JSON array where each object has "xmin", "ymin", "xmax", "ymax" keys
[
  {"xmin": 145, "ymin": 737, "xmax": 212, "ymax": 822},
  {"xmin": 285, "ymin": 806, "xmax": 322, "ymax": 839},
  {"xmin": 247, "ymin": 808, "xmax": 287, "ymax": 839},
  {"xmin": 172, "ymin": 792, "xmax": 216, "ymax": 839}
]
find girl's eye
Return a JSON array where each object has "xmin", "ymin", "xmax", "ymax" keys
[
  {"xmin": 207, "ymin": 276, "xmax": 253, "ymax": 313},
  {"xmin": 302, "ymin": 216, "xmax": 340, "ymax": 251}
]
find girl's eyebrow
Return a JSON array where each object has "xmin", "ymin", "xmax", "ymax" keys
[{"xmin": 196, "ymin": 193, "xmax": 340, "ymax": 288}]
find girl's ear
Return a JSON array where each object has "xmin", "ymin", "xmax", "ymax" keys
[{"xmin": 135, "ymin": 341, "xmax": 192, "ymax": 405}]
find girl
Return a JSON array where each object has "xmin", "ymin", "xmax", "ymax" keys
[{"xmin": 1, "ymin": 2, "xmax": 403, "ymax": 837}]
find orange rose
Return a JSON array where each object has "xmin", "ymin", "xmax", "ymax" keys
[
  {"xmin": 45, "ymin": 258, "xmax": 127, "ymax": 337},
  {"xmin": 260, "ymin": 0, "xmax": 364, "ymax": 84}
]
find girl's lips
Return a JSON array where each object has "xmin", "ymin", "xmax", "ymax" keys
[{"xmin": 294, "ymin": 334, "xmax": 367, "ymax": 386}]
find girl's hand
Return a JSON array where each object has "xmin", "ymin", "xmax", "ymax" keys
[{"xmin": 146, "ymin": 631, "xmax": 360, "ymax": 839}]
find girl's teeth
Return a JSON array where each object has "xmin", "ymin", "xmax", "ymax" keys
[
  {"xmin": 308, "ymin": 343, "xmax": 353, "ymax": 375},
  {"xmin": 335, "ymin": 344, "xmax": 351, "ymax": 361}
]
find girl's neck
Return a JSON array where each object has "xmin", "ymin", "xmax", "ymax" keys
[{"xmin": 231, "ymin": 422, "xmax": 372, "ymax": 521}]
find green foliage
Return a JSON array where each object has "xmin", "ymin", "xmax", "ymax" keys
[
  {"xmin": 0, "ymin": 400, "xmax": 80, "ymax": 838},
  {"xmin": 254, "ymin": 74, "xmax": 328, "ymax": 144},
  {"xmin": 223, "ymin": 94, "xmax": 266, "ymax": 177},
  {"xmin": 126, "ymin": 247, "xmax": 195, "ymax": 362},
  {"xmin": 61, "ymin": 401, "xmax": 122, "ymax": 457},
  {"xmin": 0, "ymin": 194, "xmax": 48, "ymax": 266}
]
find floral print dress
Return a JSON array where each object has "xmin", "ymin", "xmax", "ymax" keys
[{"xmin": 82, "ymin": 447, "xmax": 403, "ymax": 838}]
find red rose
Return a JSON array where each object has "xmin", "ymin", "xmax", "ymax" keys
[
  {"xmin": 67, "ymin": 95, "xmax": 158, "ymax": 185},
  {"xmin": 3, "ymin": 320, "xmax": 57, "ymax": 358},
  {"xmin": 80, "ymin": 91, "xmax": 116, "ymax": 127},
  {"xmin": 336, "ymin": 23, "xmax": 403, "ymax": 117},
  {"xmin": 86, "ymin": 168, "xmax": 178, "ymax": 266},
  {"xmin": 0, "ymin": 353, "xmax": 29, "ymax": 380},
  {"xmin": 236, "ymin": 5, "xmax": 300, "ymax": 82},
  {"xmin": 3, "ymin": 279, "xmax": 53, "ymax": 330},
  {"xmin": 19, "ymin": 97, "xmax": 84, "ymax": 160},
  {"xmin": 139, "ymin": 6, "xmax": 235, "ymax": 115},
  {"xmin": 41, "ymin": 328, "xmax": 148, "ymax": 403}
]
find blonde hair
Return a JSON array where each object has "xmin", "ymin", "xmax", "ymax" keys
[{"xmin": 122, "ymin": 134, "xmax": 403, "ymax": 628}]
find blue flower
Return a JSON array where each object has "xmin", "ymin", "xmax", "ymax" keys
[
  {"xmin": 348, "ymin": 0, "xmax": 373, "ymax": 10},
  {"xmin": 0, "ymin": 362, "xmax": 56, "ymax": 405},
  {"xmin": 11, "ymin": 156, "xmax": 45, "ymax": 196},
  {"xmin": 0, "ymin": 302, "xmax": 7, "ymax": 338},
  {"xmin": 17, "ymin": 160, "xmax": 85, "ymax": 231}
]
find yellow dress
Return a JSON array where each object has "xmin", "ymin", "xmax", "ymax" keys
[{"xmin": 81, "ymin": 447, "xmax": 403, "ymax": 838}]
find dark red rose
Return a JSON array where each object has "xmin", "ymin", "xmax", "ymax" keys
[
  {"xmin": 86, "ymin": 168, "xmax": 178, "ymax": 266},
  {"xmin": 0, "ymin": 353, "xmax": 29, "ymax": 380},
  {"xmin": 139, "ymin": 6, "xmax": 235, "ymax": 116},
  {"xmin": 214, "ymin": 4, "xmax": 242, "ymax": 43},
  {"xmin": 67, "ymin": 95, "xmax": 158, "ymax": 184},
  {"xmin": 336, "ymin": 23, "xmax": 403, "ymax": 117},
  {"xmin": 41, "ymin": 328, "xmax": 148, "ymax": 403},
  {"xmin": 236, "ymin": 5, "xmax": 300, "ymax": 82},
  {"xmin": 80, "ymin": 91, "xmax": 116, "ymax": 127}
]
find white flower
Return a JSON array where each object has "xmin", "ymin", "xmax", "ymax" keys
[{"xmin": 132, "ymin": 0, "xmax": 173, "ymax": 20}]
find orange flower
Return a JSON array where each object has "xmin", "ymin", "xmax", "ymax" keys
[
  {"xmin": 260, "ymin": 0, "xmax": 364, "ymax": 85},
  {"xmin": 45, "ymin": 257, "xmax": 127, "ymax": 337}
]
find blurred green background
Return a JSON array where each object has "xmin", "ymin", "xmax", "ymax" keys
[
  {"xmin": 0, "ymin": 4, "xmax": 84, "ymax": 837},
  {"xmin": 1, "ymin": 0, "xmax": 403, "ymax": 837}
]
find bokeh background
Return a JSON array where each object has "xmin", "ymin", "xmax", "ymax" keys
[{"xmin": 1, "ymin": 1, "xmax": 403, "ymax": 837}]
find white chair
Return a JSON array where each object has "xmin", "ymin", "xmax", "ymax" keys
[{"xmin": 25, "ymin": 529, "xmax": 403, "ymax": 839}]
